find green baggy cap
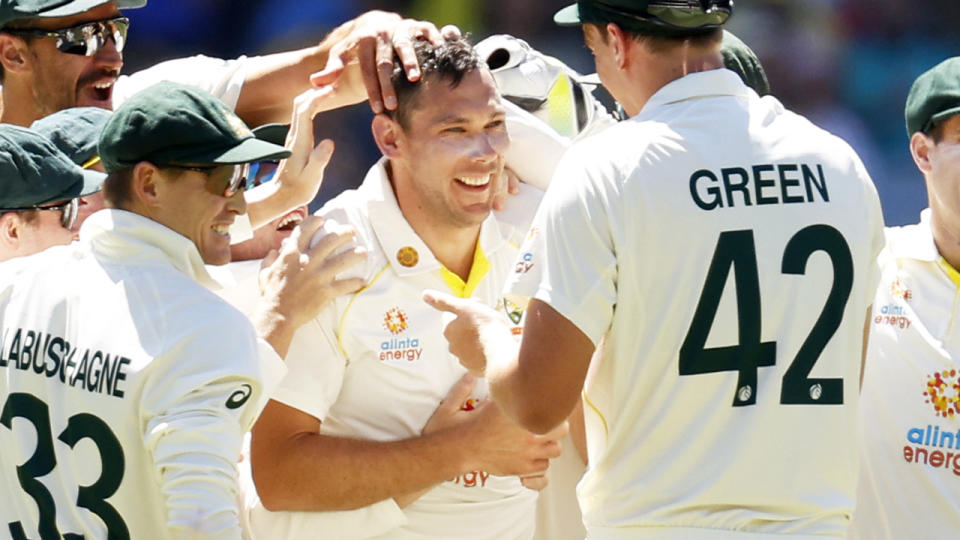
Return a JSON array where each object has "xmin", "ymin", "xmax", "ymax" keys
[
  {"xmin": 720, "ymin": 30, "xmax": 770, "ymax": 97},
  {"xmin": 98, "ymin": 81, "xmax": 292, "ymax": 173},
  {"xmin": 555, "ymin": 0, "xmax": 732, "ymax": 36},
  {"xmin": 905, "ymin": 57, "xmax": 960, "ymax": 137},
  {"xmin": 0, "ymin": 0, "xmax": 146, "ymax": 29},
  {"xmin": 31, "ymin": 106, "xmax": 112, "ymax": 166},
  {"xmin": 0, "ymin": 124, "xmax": 103, "ymax": 208}
]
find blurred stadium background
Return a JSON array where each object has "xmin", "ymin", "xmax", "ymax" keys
[{"xmin": 123, "ymin": 0, "xmax": 956, "ymax": 226}]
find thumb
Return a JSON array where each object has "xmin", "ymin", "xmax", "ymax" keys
[
  {"xmin": 300, "ymin": 139, "xmax": 335, "ymax": 185},
  {"xmin": 423, "ymin": 289, "xmax": 464, "ymax": 315},
  {"xmin": 440, "ymin": 373, "xmax": 477, "ymax": 412},
  {"xmin": 261, "ymin": 248, "xmax": 279, "ymax": 270},
  {"xmin": 310, "ymin": 54, "xmax": 346, "ymax": 87}
]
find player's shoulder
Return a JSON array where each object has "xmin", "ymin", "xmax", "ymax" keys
[{"xmin": 313, "ymin": 189, "xmax": 387, "ymax": 283}]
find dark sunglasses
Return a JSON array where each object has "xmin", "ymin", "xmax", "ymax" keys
[
  {"xmin": 159, "ymin": 163, "xmax": 252, "ymax": 198},
  {"xmin": 7, "ymin": 16, "xmax": 129, "ymax": 57},
  {"xmin": 0, "ymin": 198, "xmax": 79, "ymax": 230}
]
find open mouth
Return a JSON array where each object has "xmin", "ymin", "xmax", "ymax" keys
[
  {"xmin": 276, "ymin": 208, "xmax": 306, "ymax": 232},
  {"xmin": 92, "ymin": 80, "xmax": 112, "ymax": 102},
  {"xmin": 454, "ymin": 173, "xmax": 493, "ymax": 189},
  {"xmin": 212, "ymin": 223, "xmax": 231, "ymax": 239}
]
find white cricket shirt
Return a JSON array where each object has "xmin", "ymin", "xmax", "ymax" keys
[
  {"xmin": 0, "ymin": 209, "xmax": 284, "ymax": 540},
  {"xmin": 849, "ymin": 209, "xmax": 960, "ymax": 539},
  {"xmin": 506, "ymin": 69, "xmax": 885, "ymax": 539},
  {"xmin": 266, "ymin": 159, "xmax": 541, "ymax": 539}
]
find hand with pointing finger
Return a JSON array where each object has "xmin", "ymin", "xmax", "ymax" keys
[{"xmin": 422, "ymin": 290, "xmax": 517, "ymax": 378}]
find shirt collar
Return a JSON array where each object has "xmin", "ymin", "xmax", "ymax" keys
[
  {"xmin": 362, "ymin": 158, "xmax": 506, "ymax": 276},
  {"xmin": 639, "ymin": 68, "xmax": 753, "ymax": 117},
  {"xmin": 886, "ymin": 208, "xmax": 939, "ymax": 262},
  {"xmin": 79, "ymin": 209, "xmax": 221, "ymax": 289}
]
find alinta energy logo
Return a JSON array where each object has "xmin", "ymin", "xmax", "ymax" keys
[
  {"xmin": 380, "ymin": 307, "xmax": 422, "ymax": 362},
  {"xmin": 383, "ymin": 307, "xmax": 409, "ymax": 335},
  {"xmin": 902, "ymin": 369, "xmax": 960, "ymax": 476},
  {"xmin": 874, "ymin": 278, "xmax": 912, "ymax": 330},
  {"xmin": 925, "ymin": 369, "xmax": 960, "ymax": 419}
]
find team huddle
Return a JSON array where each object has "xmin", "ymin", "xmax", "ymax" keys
[{"xmin": 0, "ymin": 1, "xmax": 955, "ymax": 539}]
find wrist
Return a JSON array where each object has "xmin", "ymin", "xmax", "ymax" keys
[{"xmin": 423, "ymin": 420, "xmax": 479, "ymax": 474}]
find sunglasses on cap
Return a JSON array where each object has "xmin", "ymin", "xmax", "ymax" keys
[
  {"xmin": 158, "ymin": 162, "xmax": 252, "ymax": 198},
  {"xmin": 0, "ymin": 198, "xmax": 79, "ymax": 231},
  {"xmin": 7, "ymin": 17, "xmax": 129, "ymax": 57}
]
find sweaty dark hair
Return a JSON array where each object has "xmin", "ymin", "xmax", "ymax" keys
[{"xmin": 386, "ymin": 36, "xmax": 482, "ymax": 130}]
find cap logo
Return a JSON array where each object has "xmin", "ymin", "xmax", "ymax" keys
[{"xmin": 224, "ymin": 108, "xmax": 253, "ymax": 139}]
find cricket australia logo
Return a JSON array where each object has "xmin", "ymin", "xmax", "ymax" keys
[{"xmin": 383, "ymin": 307, "xmax": 409, "ymax": 335}]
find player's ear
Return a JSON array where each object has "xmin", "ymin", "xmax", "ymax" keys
[
  {"xmin": 371, "ymin": 113, "xmax": 403, "ymax": 159},
  {"xmin": 607, "ymin": 23, "xmax": 630, "ymax": 69},
  {"xmin": 0, "ymin": 212, "xmax": 25, "ymax": 250},
  {"xmin": 910, "ymin": 131, "xmax": 934, "ymax": 174},
  {"xmin": 0, "ymin": 33, "xmax": 31, "ymax": 75},
  {"xmin": 130, "ymin": 161, "xmax": 163, "ymax": 208}
]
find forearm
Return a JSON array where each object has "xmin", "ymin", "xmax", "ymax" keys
[
  {"xmin": 148, "ymin": 413, "xmax": 247, "ymax": 539},
  {"xmin": 252, "ymin": 427, "xmax": 476, "ymax": 512},
  {"xmin": 251, "ymin": 304, "xmax": 297, "ymax": 359}
]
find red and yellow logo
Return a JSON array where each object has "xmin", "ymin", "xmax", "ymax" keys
[
  {"xmin": 891, "ymin": 278, "xmax": 912, "ymax": 302},
  {"xmin": 924, "ymin": 369, "xmax": 960, "ymax": 419},
  {"xmin": 383, "ymin": 307, "xmax": 409, "ymax": 335}
]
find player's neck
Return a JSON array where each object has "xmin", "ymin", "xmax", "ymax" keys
[
  {"xmin": 617, "ymin": 46, "xmax": 722, "ymax": 117},
  {"xmin": 412, "ymin": 218, "xmax": 481, "ymax": 282},
  {"xmin": 930, "ymin": 206, "xmax": 960, "ymax": 272}
]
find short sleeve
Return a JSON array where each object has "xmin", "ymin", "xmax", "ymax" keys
[
  {"xmin": 505, "ymin": 145, "xmax": 618, "ymax": 345},
  {"xmin": 270, "ymin": 307, "xmax": 347, "ymax": 422},
  {"xmin": 114, "ymin": 55, "xmax": 248, "ymax": 109}
]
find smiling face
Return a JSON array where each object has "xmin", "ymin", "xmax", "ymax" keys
[
  {"xmin": 229, "ymin": 205, "xmax": 307, "ymax": 262},
  {"xmin": 389, "ymin": 68, "xmax": 508, "ymax": 232},
  {"xmin": 10, "ymin": 3, "xmax": 124, "ymax": 120},
  {"xmin": 150, "ymin": 165, "xmax": 248, "ymax": 265}
]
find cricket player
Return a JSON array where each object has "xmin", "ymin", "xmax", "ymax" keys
[
  {"xmin": 849, "ymin": 57, "xmax": 960, "ymax": 540},
  {"xmin": 249, "ymin": 37, "xmax": 565, "ymax": 540},
  {"xmin": 0, "ymin": 82, "xmax": 364, "ymax": 539},
  {"xmin": 426, "ymin": 1, "xmax": 886, "ymax": 538}
]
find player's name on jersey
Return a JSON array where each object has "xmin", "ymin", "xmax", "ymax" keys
[
  {"xmin": 0, "ymin": 327, "xmax": 132, "ymax": 398},
  {"xmin": 689, "ymin": 162, "xmax": 829, "ymax": 211}
]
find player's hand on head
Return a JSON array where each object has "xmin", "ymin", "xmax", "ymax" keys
[
  {"xmin": 423, "ymin": 290, "xmax": 514, "ymax": 377},
  {"xmin": 492, "ymin": 167, "xmax": 522, "ymax": 212},
  {"xmin": 258, "ymin": 215, "xmax": 367, "ymax": 331},
  {"xmin": 310, "ymin": 10, "xmax": 461, "ymax": 113}
]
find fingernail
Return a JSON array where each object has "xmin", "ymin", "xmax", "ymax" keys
[
  {"xmin": 384, "ymin": 96, "xmax": 398, "ymax": 109},
  {"xmin": 371, "ymin": 101, "xmax": 384, "ymax": 114},
  {"xmin": 407, "ymin": 67, "xmax": 420, "ymax": 80}
]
